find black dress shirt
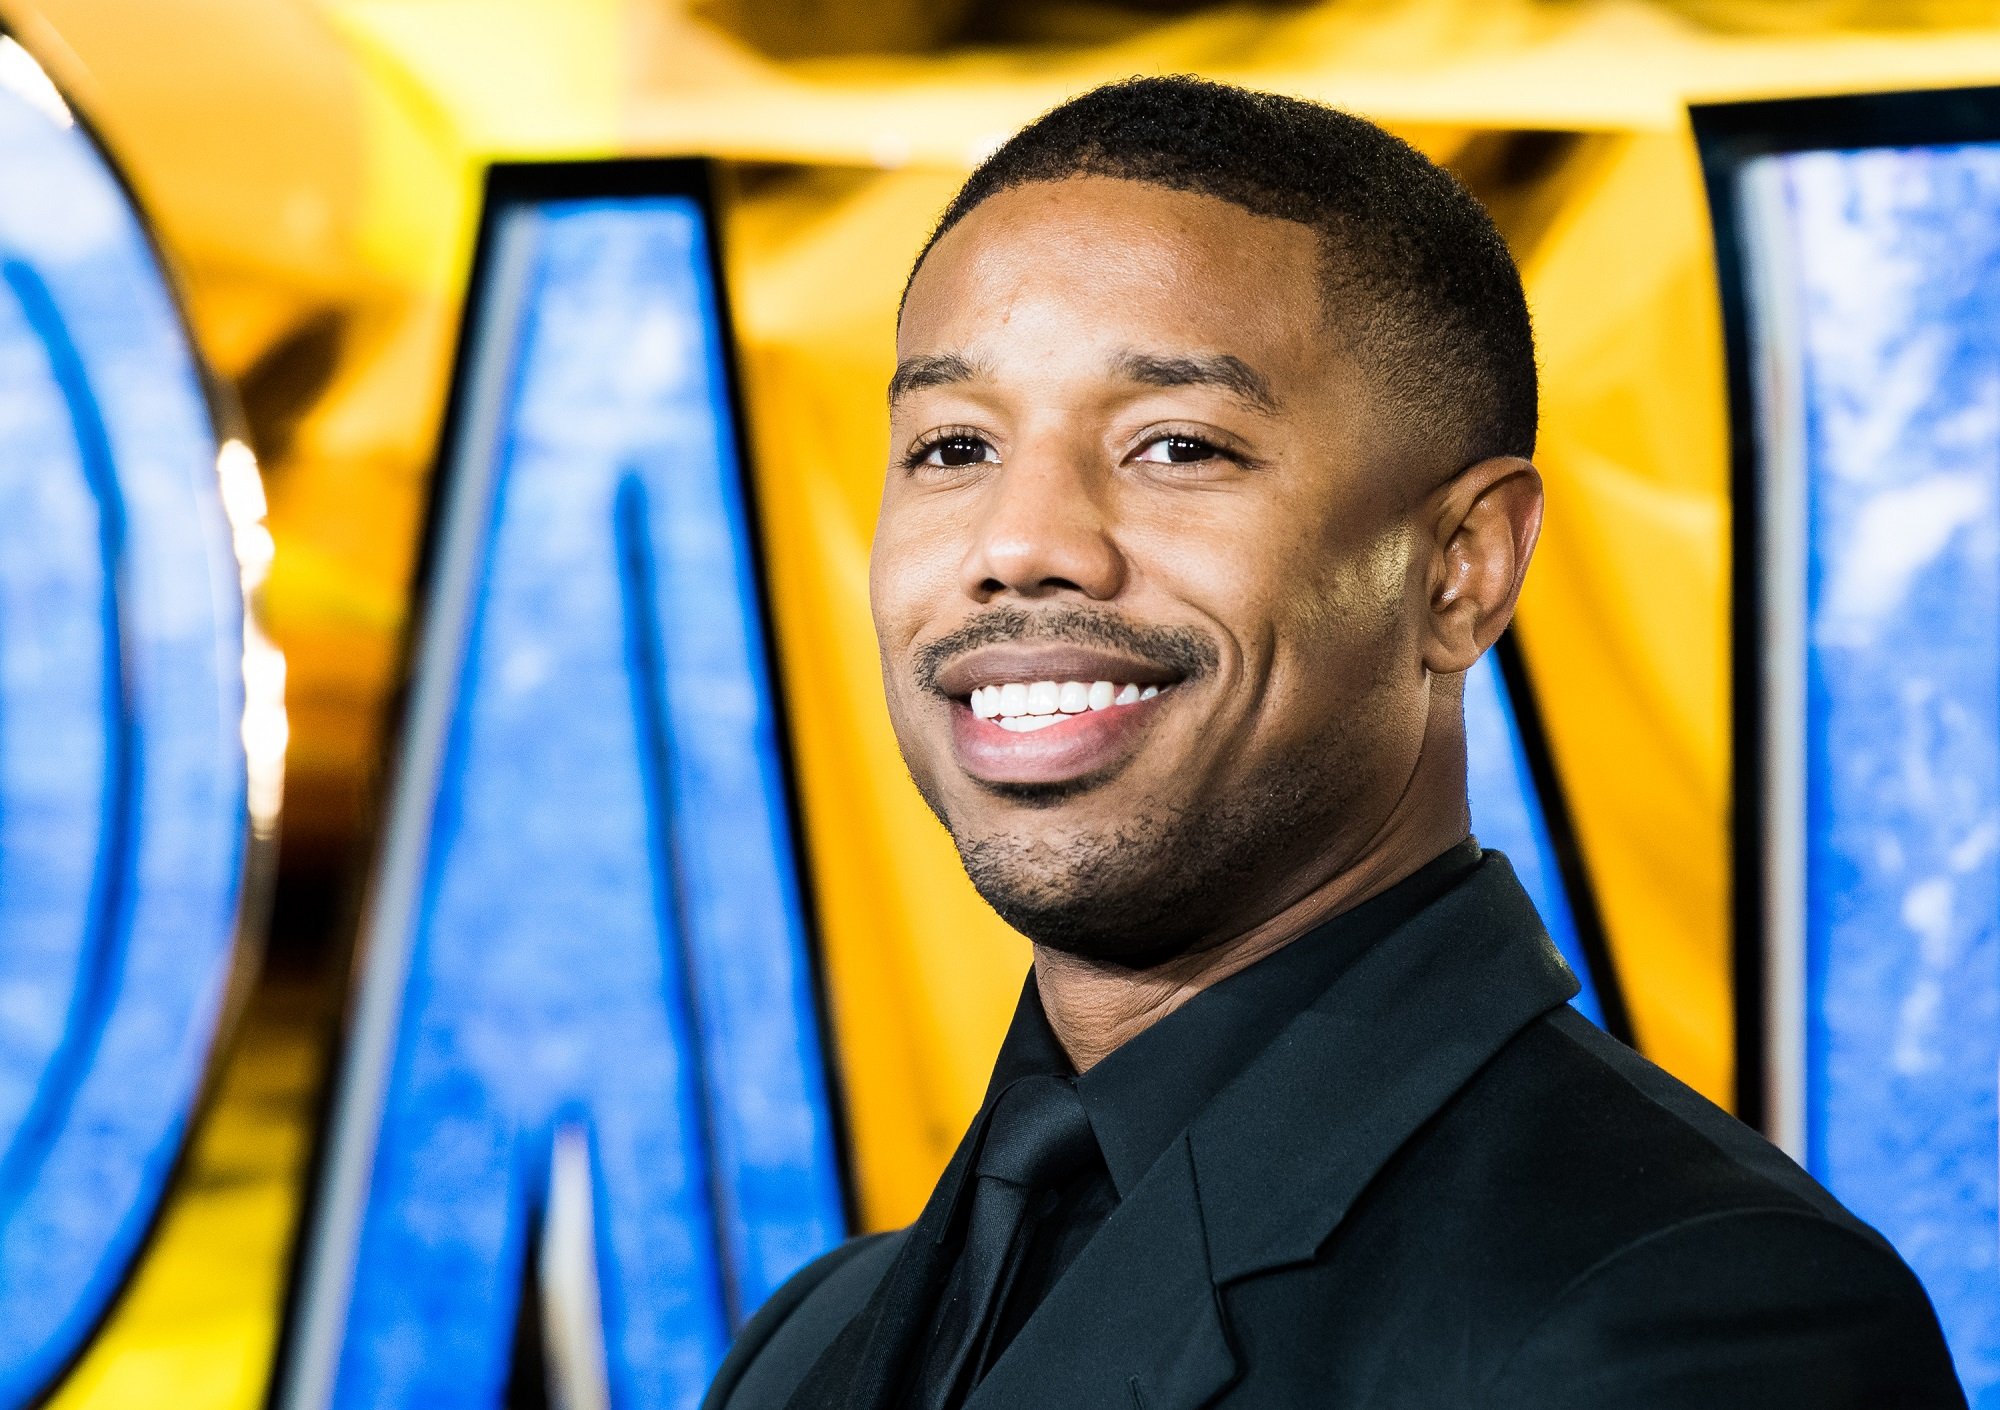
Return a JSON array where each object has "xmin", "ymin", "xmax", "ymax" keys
[{"xmin": 970, "ymin": 839, "xmax": 1484, "ymax": 1373}]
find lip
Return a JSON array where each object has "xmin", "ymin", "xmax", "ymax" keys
[
  {"xmin": 947, "ymin": 688, "xmax": 1170, "ymax": 787},
  {"xmin": 932, "ymin": 643, "xmax": 1182, "ymax": 699}
]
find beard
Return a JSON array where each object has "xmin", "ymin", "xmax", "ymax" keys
[
  {"xmin": 931, "ymin": 725, "xmax": 1368, "ymax": 967},
  {"xmin": 899, "ymin": 599, "xmax": 1402, "ymax": 966}
]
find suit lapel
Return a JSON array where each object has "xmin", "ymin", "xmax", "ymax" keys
[
  {"xmin": 964, "ymin": 1137, "xmax": 1236, "ymax": 1410},
  {"xmin": 1191, "ymin": 854, "xmax": 1579, "ymax": 1283}
]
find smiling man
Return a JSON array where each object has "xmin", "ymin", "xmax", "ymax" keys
[{"xmin": 703, "ymin": 78, "xmax": 1964, "ymax": 1409}]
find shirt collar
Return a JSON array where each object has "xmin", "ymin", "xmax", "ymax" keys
[{"xmin": 981, "ymin": 839, "xmax": 1484, "ymax": 1199}]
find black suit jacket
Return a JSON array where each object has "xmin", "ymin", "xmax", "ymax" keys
[{"xmin": 706, "ymin": 857, "xmax": 1966, "ymax": 1408}]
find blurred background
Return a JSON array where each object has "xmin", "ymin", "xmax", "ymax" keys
[{"xmin": 1, "ymin": 0, "xmax": 1998, "ymax": 1406}]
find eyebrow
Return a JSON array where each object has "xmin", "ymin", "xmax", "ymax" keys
[
  {"xmin": 1113, "ymin": 350, "xmax": 1279, "ymax": 413},
  {"xmin": 888, "ymin": 352, "xmax": 983, "ymax": 404},
  {"xmin": 886, "ymin": 347, "xmax": 1281, "ymax": 413}
]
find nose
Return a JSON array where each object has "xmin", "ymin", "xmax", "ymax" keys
[{"xmin": 958, "ymin": 444, "xmax": 1125, "ymax": 604}]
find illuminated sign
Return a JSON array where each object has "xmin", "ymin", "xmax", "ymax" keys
[
  {"xmin": 0, "ymin": 32, "xmax": 276, "ymax": 1408},
  {"xmin": 1702, "ymin": 87, "xmax": 2000, "ymax": 1398},
  {"xmin": 280, "ymin": 163, "xmax": 847, "ymax": 1410}
]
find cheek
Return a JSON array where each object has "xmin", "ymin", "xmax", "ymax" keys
[
  {"xmin": 1294, "ymin": 524, "xmax": 1420, "ymax": 651},
  {"xmin": 1265, "ymin": 522, "xmax": 1427, "ymax": 725},
  {"xmin": 870, "ymin": 493, "xmax": 967, "ymax": 651},
  {"xmin": 1116, "ymin": 488, "xmax": 1417, "ymax": 686}
]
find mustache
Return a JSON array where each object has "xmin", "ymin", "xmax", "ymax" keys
[{"xmin": 912, "ymin": 605, "xmax": 1220, "ymax": 694}]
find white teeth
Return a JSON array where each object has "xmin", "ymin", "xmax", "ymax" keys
[
  {"xmin": 969, "ymin": 678, "xmax": 1169, "ymax": 724},
  {"xmin": 997, "ymin": 713, "xmax": 1067, "ymax": 733}
]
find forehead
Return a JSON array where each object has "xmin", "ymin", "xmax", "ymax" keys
[{"xmin": 898, "ymin": 176, "xmax": 1327, "ymax": 368}]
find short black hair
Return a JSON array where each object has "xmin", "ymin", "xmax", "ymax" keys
[{"xmin": 909, "ymin": 76, "xmax": 1537, "ymax": 466}]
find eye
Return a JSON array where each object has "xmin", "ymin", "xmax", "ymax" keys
[
  {"xmin": 908, "ymin": 432, "xmax": 999, "ymax": 470},
  {"xmin": 1132, "ymin": 434, "xmax": 1228, "ymax": 465}
]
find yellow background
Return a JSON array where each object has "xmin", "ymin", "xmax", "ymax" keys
[{"xmin": 3, "ymin": 0, "xmax": 1996, "ymax": 1403}]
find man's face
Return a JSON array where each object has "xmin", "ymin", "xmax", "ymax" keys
[{"xmin": 872, "ymin": 176, "xmax": 1442, "ymax": 963}]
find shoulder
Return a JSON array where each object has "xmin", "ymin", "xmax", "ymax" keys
[
  {"xmin": 1480, "ymin": 1201, "xmax": 1964, "ymax": 1407},
  {"xmin": 1433, "ymin": 1009, "xmax": 1962, "ymax": 1405},
  {"xmin": 701, "ymin": 1230, "xmax": 905, "ymax": 1410},
  {"xmin": 1232, "ymin": 1007, "xmax": 1962, "ymax": 1404},
  {"xmin": 1440, "ymin": 1007, "xmax": 1879, "ymax": 1261}
]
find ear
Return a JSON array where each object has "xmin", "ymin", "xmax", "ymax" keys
[{"xmin": 1422, "ymin": 456, "xmax": 1543, "ymax": 675}]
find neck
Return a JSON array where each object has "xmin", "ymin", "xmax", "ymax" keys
[{"xmin": 1033, "ymin": 717, "xmax": 1469, "ymax": 1072}]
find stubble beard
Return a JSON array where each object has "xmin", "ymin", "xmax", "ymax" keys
[{"xmin": 924, "ymin": 727, "xmax": 1366, "ymax": 967}]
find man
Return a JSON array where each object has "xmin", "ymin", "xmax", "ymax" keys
[{"xmin": 705, "ymin": 77, "xmax": 1965, "ymax": 1408}]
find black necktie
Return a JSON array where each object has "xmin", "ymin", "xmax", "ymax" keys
[{"xmin": 908, "ymin": 1075, "xmax": 1099, "ymax": 1410}]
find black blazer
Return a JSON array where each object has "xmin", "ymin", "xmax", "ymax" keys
[{"xmin": 707, "ymin": 858, "xmax": 1965, "ymax": 1408}]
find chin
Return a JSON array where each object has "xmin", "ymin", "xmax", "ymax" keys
[
  {"xmin": 943, "ymin": 737, "xmax": 1366, "ymax": 966},
  {"xmin": 951, "ymin": 815, "xmax": 1233, "ymax": 966}
]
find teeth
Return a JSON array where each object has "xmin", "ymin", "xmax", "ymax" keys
[
  {"xmin": 967, "ymin": 679, "xmax": 1169, "ymax": 725},
  {"xmin": 997, "ymin": 714, "xmax": 1067, "ymax": 732}
]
